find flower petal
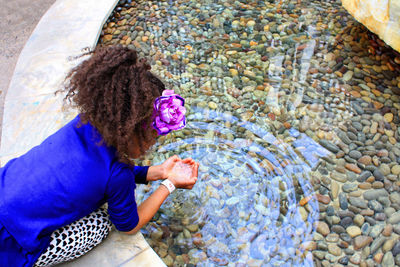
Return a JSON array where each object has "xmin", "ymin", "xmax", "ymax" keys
[{"xmin": 162, "ymin": 90, "xmax": 175, "ymax": 96}]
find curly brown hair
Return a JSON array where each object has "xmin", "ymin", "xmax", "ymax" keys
[{"xmin": 63, "ymin": 45, "xmax": 165, "ymax": 164}]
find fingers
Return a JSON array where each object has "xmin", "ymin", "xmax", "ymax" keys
[
  {"xmin": 181, "ymin": 158, "xmax": 193, "ymax": 164},
  {"xmin": 171, "ymin": 155, "xmax": 181, "ymax": 161},
  {"xmin": 192, "ymin": 162, "xmax": 199, "ymax": 178},
  {"xmin": 182, "ymin": 181, "xmax": 196, "ymax": 189}
]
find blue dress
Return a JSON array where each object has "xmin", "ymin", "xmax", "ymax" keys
[{"xmin": 0, "ymin": 115, "xmax": 149, "ymax": 266}]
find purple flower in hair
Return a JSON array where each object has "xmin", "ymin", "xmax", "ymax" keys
[{"xmin": 153, "ymin": 90, "xmax": 186, "ymax": 135}]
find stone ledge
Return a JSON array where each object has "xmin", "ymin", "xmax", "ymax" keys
[{"xmin": 342, "ymin": 0, "xmax": 400, "ymax": 53}]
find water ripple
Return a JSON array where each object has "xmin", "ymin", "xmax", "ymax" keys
[{"xmin": 137, "ymin": 107, "xmax": 328, "ymax": 265}]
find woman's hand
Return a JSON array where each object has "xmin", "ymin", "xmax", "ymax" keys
[
  {"xmin": 147, "ymin": 155, "xmax": 181, "ymax": 181},
  {"xmin": 167, "ymin": 158, "xmax": 199, "ymax": 189},
  {"xmin": 147, "ymin": 155, "xmax": 199, "ymax": 189}
]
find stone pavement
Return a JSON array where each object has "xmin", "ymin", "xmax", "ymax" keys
[{"xmin": 0, "ymin": 0, "xmax": 165, "ymax": 265}]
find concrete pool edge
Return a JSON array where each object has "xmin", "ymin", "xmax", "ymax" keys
[{"xmin": 0, "ymin": 0, "xmax": 165, "ymax": 266}]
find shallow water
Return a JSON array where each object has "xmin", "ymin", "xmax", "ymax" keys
[
  {"xmin": 139, "ymin": 107, "xmax": 323, "ymax": 265},
  {"xmin": 101, "ymin": 0, "xmax": 400, "ymax": 266}
]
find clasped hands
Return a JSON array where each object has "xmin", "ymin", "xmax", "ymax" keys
[{"xmin": 147, "ymin": 155, "xmax": 199, "ymax": 189}]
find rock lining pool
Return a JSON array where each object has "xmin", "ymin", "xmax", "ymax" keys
[{"xmin": 99, "ymin": 0, "xmax": 400, "ymax": 266}]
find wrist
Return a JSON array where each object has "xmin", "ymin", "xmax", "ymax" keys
[
  {"xmin": 161, "ymin": 179, "xmax": 176, "ymax": 194},
  {"xmin": 148, "ymin": 165, "xmax": 166, "ymax": 181}
]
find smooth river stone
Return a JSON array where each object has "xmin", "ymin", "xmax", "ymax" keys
[
  {"xmin": 390, "ymin": 192, "xmax": 400, "ymax": 203},
  {"xmin": 326, "ymin": 233, "xmax": 340, "ymax": 243},
  {"xmin": 370, "ymin": 224, "xmax": 385, "ymax": 238},
  {"xmin": 319, "ymin": 140, "xmax": 340, "ymax": 153},
  {"xmin": 391, "ymin": 165, "xmax": 400, "ymax": 175},
  {"xmin": 350, "ymin": 253, "xmax": 361, "ymax": 264},
  {"xmin": 354, "ymin": 236, "xmax": 373, "ymax": 250},
  {"xmin": 328, "ymin": 244, "xmax": 342, "ymax": 256},
  {"xmin": 358, "ymin": 155, "xmax": 372, "ymax": 165},
  {"xmin": 343, "ymin": 71, "xmax": 354, "ymax": 81},
  {"xmin": 349, "ymin": 150, "xmax": 362, "ymax": 159},
  {"xmin": 315, "ymin": 221, "xmax": 330, "ymax": 236},
  {"xmin": 373, "ymin": 169, "xmax": 385, "ymax": 181},
  {"xmin": 388, "ymin": 211, "xmax": 400, "ymax": 224},
  {"xmin": 382, "ymin": 252, "xmax": 395, "ymax": 267},
  {"xmin": 364, "ymin": 189, "xmax": 389, "ymax": 200},
  {"xmin": 342, "ymin": 183, "xmax": 358, "ymax": 192},
  {"xmin": 370, "ymin": 236, "xmax": 387, "ymax": 254},
  {"xmin": 346, "ymin": 226, "xmax": 362, "ymax": 237},
  {"xmin": 383, "ymin": 239, "xmax": 396, "ymax": 253},
  {"xmin": 331, "ymin": 181, "xmax": 339, "ymax": 199},
  {"xmin": 384, "ymin": 113, "xmax": 394, "ymax": 123},
  {"xmin": 380, "ymin": 164, "xmax": 391, "ymax": 176},
  {"xmin": 338, "ymin": 131, "xmax": 351, "ymax": 144},
  {"xmin": 349, "ymin": 197, "xmax": 368, "ymax": 209},
  {"xmin": 331, "ymin": 171, "xmax": 347, "ymax": 182},
  {"xmin": 382, "ymin": 224, "xmax": 393, "ymax": 236},
  {"xmin": 392, "ymin": 241, "xmax": 400, "ymax": 257},
  {"xmin": 353, "ymin": 214, "xmax": 365, "ymax": 226}
]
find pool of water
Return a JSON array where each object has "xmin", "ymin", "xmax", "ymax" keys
[{"xmin": 100, "ymin": 0, "xmax": 400, "ymax": 266}]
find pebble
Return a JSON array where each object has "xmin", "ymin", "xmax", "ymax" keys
[
  {"xmin": 384, "ymin": 113, "xmax": 394, "ymax": 123},
  {"xmin": 353, "ymin": 214, "xmax": 365, "ymax": 226},
  {"xmin": 331, "ymin": 181, "xmax": 339, "ymax": 199},
  {"xmin": 364, "ymin": 189, "xmax": 388, "ymax": 200},
  {"xmin": 391, "ymin": 165, "xmax": 400, "ymax": 175},
  {"xmin": 332, "ymin": 225, "xmax": 346, "ymax": 234},
  {"xmin": 349, "ymin": 150, "xmax": 362, "ymax": 159},
  {"xmin": 373, "ymin": 169, "xmax": 385, "ymax": 181},
  {"xmin": 319, "ymin": 140, "xmax": 340, "ymax": 153},
  {"xmin": 380, "ymin": 164, "xmax": 391, "ymax": 176},
  {"xmin": 354, "ymin": 236, "xmax": 373, "ymax": 250},
  {"xmin": 382, "ymin": 252, "xmax": 395, "ymax": 267},
  {"xmin": 383, "ymin": 239, "xmax": 395, "ymax": 253},
  {"xmin": 346, "ymin": 226, "xmax": 361, "ymax": 237},
  {"xmin": 392, "ymin": 241, "xmax": 400, "ymax": 257},
  {"xmin": 343, "ymin": 71, "xmax": 354, "ymax": 82},
  {"xmin": 369, "ymin": 224, "xmax": 384, "ymax": 238},
  {"xmin": 370, "ymin": 236, "xmax": 386, "ymax": 254},
  {"xmin": 382, "ymin": 224, "xmax": 393, "ymax": 236},
  {"xmin": 342, "ymin": 183, "xmax": 358, "ymax": 192},
  {"xmin": 332, "ymin": 171, "xmax": 347, "ymax": 183},
  {"xmin": 328, "ymin": 244, "xmax": 342, "ymax": 256},
  {"xmin": 315, "ymin": 221, "xmax": 330, "ymax": 236},
  {"xmin": 350, "ymin": 253, "xmax": 361, "ymax": 264},
  {"xmin": 349, "ymin": 197, "xmax": 367, "ymax": 209},
  {"xmin": 388, "ymin": 211, "xmax": 400, "ymax": 224},
  {"xmin": 208, "ymin": 101, "xmax": 218, "ymax": 109}
]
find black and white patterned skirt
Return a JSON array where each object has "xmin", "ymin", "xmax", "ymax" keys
[{"xmin": 34, "ymin": 207, "xmax": 112, "ymax": 267}]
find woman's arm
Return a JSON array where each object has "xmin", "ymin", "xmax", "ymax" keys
[
  {"xmin": 123, "ymin": 185, "xmax": 170, "ymax": 234},
  {"xmin": 123, "ymin": 160, "xmax": 199, "ymax": 235}
]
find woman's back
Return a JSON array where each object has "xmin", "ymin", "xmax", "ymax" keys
[{"xmin": 0, "ymin": 115, "xmax": 115, "ymax": 252}]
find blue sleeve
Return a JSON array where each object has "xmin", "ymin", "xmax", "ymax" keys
[
  {"xmin": 133, "ymin": 166, "xmax": 149, "ymax": 184},
  {"xmin": 106, "ymin": 164, "xmax": 139, "ymax": 232}
]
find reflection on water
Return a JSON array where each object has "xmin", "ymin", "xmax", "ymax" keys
[
  {"xmin": 103, "ymin": 0, "xmax": 400, "ymax": 265},
  {"xmin": 137, "ymin": 107, "xmax": 328, "ymax": 265}
]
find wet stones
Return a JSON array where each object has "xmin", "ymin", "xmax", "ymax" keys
[
  {"xmin": 364, "ymin": 189, "xmax": 389, "ymax": 200},
  {"xmin": 315, "ymin": 221, "xmax": 330, "ymax": 236},
  {"xmin": 354, "ymin": 236, "xmax": 373, "ymax": 250},
  {"xmin": 346, "ymin": 226, "xmax": 362, "ymax": 237},
  {"xmin": 103, "ymin": 0, "xmax": 400, "ymax": 265},
  {"xmin": 319, "ymin": 140, "xmax": 340, "ymax": 153}
]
